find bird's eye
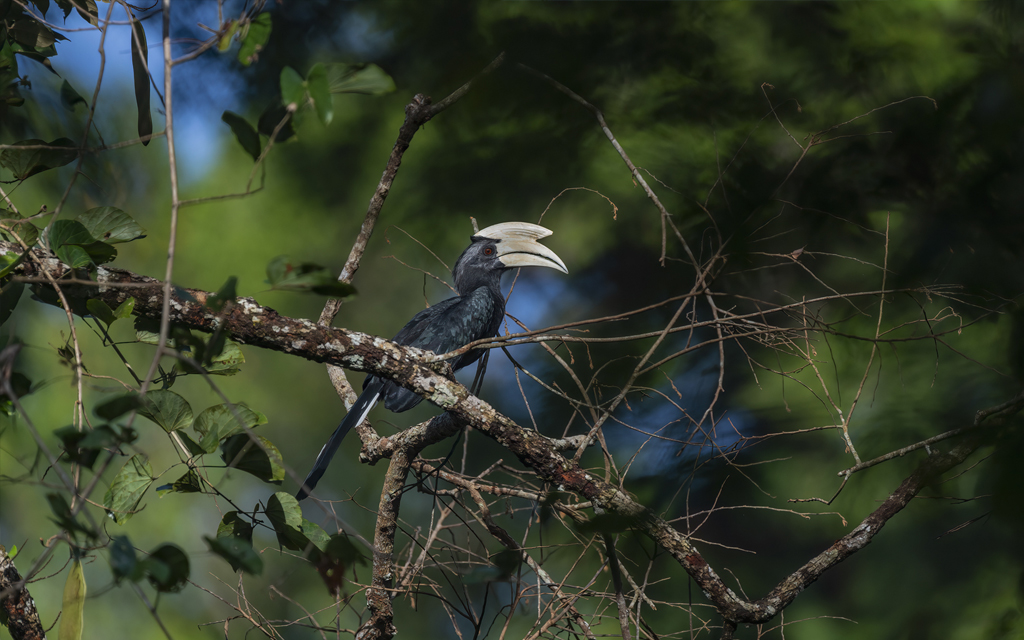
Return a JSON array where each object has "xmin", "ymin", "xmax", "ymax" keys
[{"xmin": 483, "ymin": 247, "xmax": 494, "ymax": 256}]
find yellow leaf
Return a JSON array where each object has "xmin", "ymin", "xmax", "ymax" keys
[{"xmin": 59, "ymin": 559, "xmax": 86, "ymax": 640}]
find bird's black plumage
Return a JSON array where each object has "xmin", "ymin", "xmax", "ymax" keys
[
  {"xmin": 297, "ymin": 223, "xmax": 566, "ymax": 500},
  {"xmin": 376, "ymin": 241, "xmax": 506, "ymax": 413}
]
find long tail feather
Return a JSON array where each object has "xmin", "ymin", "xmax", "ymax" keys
[{"xmin": 296, "ymin": 380, "xmax": 382, "ymax": 500}]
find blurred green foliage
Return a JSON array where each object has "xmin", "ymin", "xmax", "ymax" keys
[{"xmin": 2, "ymin": 1, "xmax": 1023, "ymax": 639}]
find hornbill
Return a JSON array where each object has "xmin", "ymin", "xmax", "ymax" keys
[{"xmin": 297, "ymin": 222, "xmax": 568, "ymax": 500}]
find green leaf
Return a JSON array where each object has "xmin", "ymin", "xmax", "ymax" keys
[
  {"xmin": 176, "ymin": 432, "xmax": 206, "ymax": 457},
  {"xmin": 327, "ymin": 63, "xmax": 396, "ymax": 96},
  {"xmin": 48, "ymin": 220, "xmax": 116, "ymax": 268},
  {"xmin": 134, "ymin": 317, "xmax": 199, "ymax": 353},
  {"xmin": 47, "ymin": 493, "xmax": 96, "ymax": 539},
  {"xmin": 220, "ymin": 434, "xmax": 285, "ymax": 484},
  {"xmin": 257, "ymin": 103, "xmax": 295, "ymax": 143},
  {"xmin": 265, "ymin": 492, "xmax": 303, "ymax": 531},
  {"xmin": 75, "ymin": 0, "xmax": 98, "ymax": 26},
  {"xmin": 265, "ymin": 255, "xmax": 358, "ymax": 298},
  {"xmin": 0, "ymin": 41, "xmax": 19, "ymax": 79},
  {"xmin": 51, "ymin": 240, "xmax": 94, "ymax": 270},
  {"xmin": 172, "ymin": 468, "xmax": 203, "ymax": 492},
  {"xmin": 218, "ymin": 20, "xmax": 239, "ymax": 52},
  {"xmin": 130, "ymin": 20, "xmax": 152, "ymax": 144},
  {"xmin": 314, "ymin": 532, "xmax": 368, "ymax": 596},
  {"xmin": 1, "ymin": 210, "xmax": 41, "ymax": 246},
  {"xmin": 302, "ymin": 519, "xmax": 331, "ymax": 553},
  {"xmin": 138, "ymin": 389, "xmax": 193, "ymax": 432},
  {"xmin": 0, "ymin": 38, "xmax": 17, "ymax": 68},
  {"xmin": 168, "ymin": 325, "xmax": 205, "ymax": 357},
  {"xmin": 0, "ymin": 282, "xmax": 25, "ymax": 327},
  {"xmin": 81, "ymin": 241, "xmax": 116, "ymax": 265},
  {"xmin": 86, "ymin": 299, "xmax": 115, "ymax": 326},
  {"xmin": 55, "ymin": 423, "xmax": 130, "ymax": 469},
  {"xmin": 264, "ymin": 503, "xmax": 327, "ymax": 552},
  {"xmin": 76, "ymin": 206, "xmax": 146, "ymax": 244},
  {"xmin": 0, "ymin": 248, "xmax": 26, "ymax": 278},
  {"xmin": 306, "ymin": 63, "xmax": 333, "ymax": 126},
  {"xmin": 221, "ymin": 111, "xmax": 261, "ymax": 161},
  {"xmin": 326, "ymin": 534, "xmax": 367, "ymax": 567},
  {"xmin": 265, "ymin": 491, "xmax": 311, "ymax": 551},
  {"xmin": 95, "ymin": 393, "xmax": 143, "ymax": 420},
  {"xmin": 54, "ymin": 0, "xmax": 73, "ymax": 19},
  {"xmin": 237, "ymin": 12, "xmax": 271, "ymax": 66},
  {"xmin": 109, "ymin": 535, "xmax": 141, "ymax": 583},
  {"xmin": 214, "ymin": 513, "xmax": 258, "ymax": 575},
  {"xmin": 114, "ymin": 297, "xmax": 135, "ymax": 320},
  {"xmin": 31, "ymin": 0, "xmax": 50, "ymax": 17},
  {"xmin": 153, "ymin": 329, "xmax": 232, "ymax": 376},
  {"xmin": 207, "ymin": 277, "xmax": 237, "ymax": 313},
  {"xmin": 264, "ymin": 254, "xmax": 289, "ymax": 284},
  {"xmin": 280, "ymin": 66, "xmax": 305, "ymax": 108},
  {"xmin": 60, "ymin": 80, "xmax": 86, "ymax": 111},
  {"xmin": 12, "ymin": 48, "xmax": 60, "ymax": 77},
  {"xmin": 85, "ymin": 297, "xmax": 133, "ymax": 328},
  {"xmin": 193, "ymin": 403, "xmax": 263, "ymax": 453},
  {"xmin": 0, "ymin": 138, "xmax": 77, "ymax": 180},
  {"xmin": 103, "ymin": 454, "xmax": 154, "ymax": 525},
  {"xmin": 1, "ymin": 88, "xmax": 24, "ymax": 108},
  {"xmin": 204, "ymin": 339, "xmax": 244, "ymax": 375},
  {"xmin": 0, "ymin": 45, "xmax": 21, "ymax": 107},
  {"xmin": 0, "ymin": 369, "xmax": 30, "ymax": 416},
  {"xmin": 59, "ymin": 559, "xmax": 85, "ymax": 640},
  {"xmin": 205, "ymin": 535, "xmax": 263, "ymax": 575},
  {"xmin": 156, "ymin": 468, "xmax": 203, "ymax": 496},
  {"xmin": 217, "ymin": 511, "xmax": 254, "ymax": 541},
  {"xmin": 134, "ymin": 316, "xmax": 160, "ymax": 345},
  {"xmin": 77, "ymin": 425, "xmax": 125, "ymax": 450},
  {"xmin": 53, "ymin": 425, "xmax": 101, "ymax": 469},
  {"xmin": 142, "ymin": 544, "xmax": 189, "ymax": 593},
  {"xmin": 9, "ymin": 18, "xmax": 56, "ymax": 49}
]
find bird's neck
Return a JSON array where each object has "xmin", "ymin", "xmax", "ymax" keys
[{"xmin": 454, "ymin": 269, "xmax": 503, "ymax": 301}]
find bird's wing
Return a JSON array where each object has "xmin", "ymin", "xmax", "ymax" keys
[
  {"xmin": 389, "ymin": 297, "xmax": 462, "ymax": 347},
  {"xmin": 381, "ymin": 290, "xmax": 502, "ymax": 412},
  {"xmin": 298, "ymin": 292, "xmax": 501, "ymax": 500}
]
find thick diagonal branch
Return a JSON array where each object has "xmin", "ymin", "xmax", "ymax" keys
[
  {"xmin": 8, "ymin": 243, "xmax": 1022, "ymax": 632},
  {"xmin": 0, "ymin": 546, "xmax": 45, "ymax": 640}
]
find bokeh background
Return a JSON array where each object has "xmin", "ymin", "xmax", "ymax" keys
[{"xmin": 2, "ymin": 1, "xmax": 1023, "ymax": 638}]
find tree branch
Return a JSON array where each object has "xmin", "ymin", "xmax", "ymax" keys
[
  {"xmin": 0, "ymin": 546, "xmax": 46, "ymax": 640},
  {"xmin": 8, "ymin": 242, "xmax": 1022, "ymax": 630},
  {"xmin": 316, "ymin": 52, "xmax": 507, "ymax": 430}
]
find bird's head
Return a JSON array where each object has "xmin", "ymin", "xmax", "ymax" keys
[{"xmin": 453, "ymin": 221, "xmax": 568, "ymax": 293}]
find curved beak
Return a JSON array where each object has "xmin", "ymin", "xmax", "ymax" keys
[{"xmin": 475, "ymin": 221, "xmax": 568, "ymax": 274}]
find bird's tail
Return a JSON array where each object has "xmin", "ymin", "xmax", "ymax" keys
[{"xmin": 296, "ymin": 380, "xmax": 383, "ymax": 500}]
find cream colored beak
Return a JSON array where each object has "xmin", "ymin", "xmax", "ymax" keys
[{"xmin": 475, "ymin": 221, "xmax": 568, "ymax": 274}]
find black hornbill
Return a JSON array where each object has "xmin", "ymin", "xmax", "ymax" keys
[{"xmin": 297, "ymin": 222, "xmax": 568, "ymax": 500}]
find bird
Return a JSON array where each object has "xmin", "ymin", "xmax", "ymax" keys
[{"xmin": 297, "ymin": 221, "xmax": 568, "ymax": 500}]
